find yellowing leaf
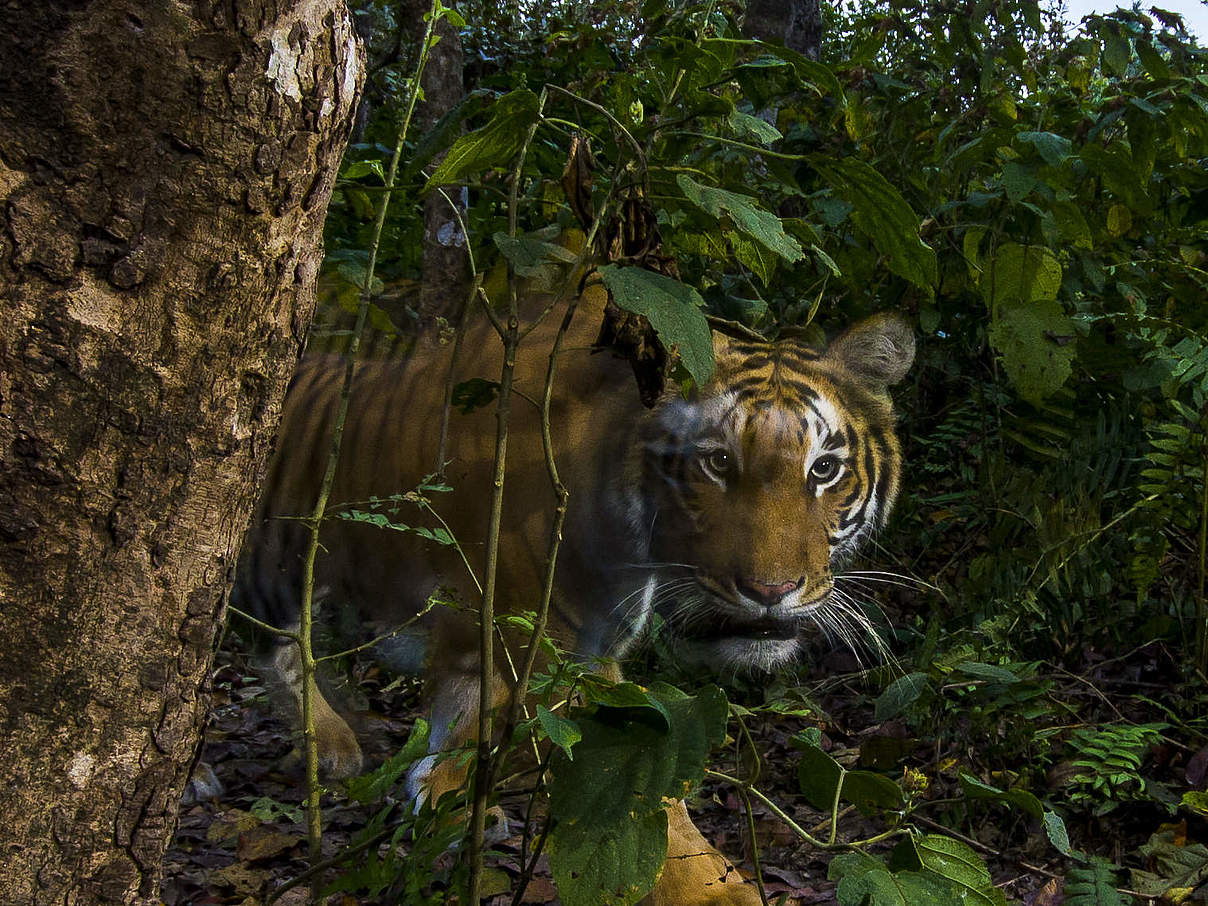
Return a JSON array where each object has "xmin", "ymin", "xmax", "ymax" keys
[
  {"xmin": 981, "ymin": 242, "xmax": 1062, "ymax": 311},
  {"xmin": 987, "ymin": 299, "xmax": 1077, "ymax": 402},
  {"xmin": 1107, "ymin": 204, "xmax": 1132, "ymax": 237}
]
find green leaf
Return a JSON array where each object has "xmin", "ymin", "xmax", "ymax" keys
[
  {"xmin": 1132, "ymin": 829, "xmax": 1208, "ymax": 897},
  {"xmin": 1182, "ymin": 790, "xmax": 1208, "ymax": 818},
  {"xmin": 1001, "ymin": 160, "xmax": 1037, "ymax": 202},
  {"xmin": 731, "ymin": 234, "xmax": 779, "ymax": 286},
  {"xmin": 874, "ymin": 673, "xmax": 930, "ymax": 720},
  {"xmin": 597, "ymin": 265, "xmax": 715, "ymax": 386},
  {"xmin": 403, "ymin": 88, "xmax": 493, "ymax": 182},
  {"xmin": 340, "ymin": 158, "xmax": 386, "ymax": 182},
  {"xmin": 424, "ymin": 89, "xmax": 540, "ymax": 190},
  {"xmin": 958, "ymin": 773, "xmax": 1044, "ymax": 819},
  {"xmin": 727, "ymin": 109, "xmax": 782, "ymax": 146},
  {"xmin": 1065, "ymin": 858, "xmax": 1130, "ymax": 906},
  {"xmin": 796, "ymin": 738, "xmax": 843, "ymax": 810},
  {"xmin": 982, "ymin": 242, "xmax": 1062, "ymax": 310},
  {"xmin": 811, "ymin": 157, "xmax": 937, "ymax": 294},
  {"xmin": 1017, "ymin": 131, "xmax": 1073, "ymax": 167},
  {"xmin": 549, "ymin": 808, "xmax": 667, "ymax": 906},
  {"xmin": 576, "ymin": 677, "xmax": 671, "ymax": 725},
  {"xmin": 346, "ymin": 720, "xmax": 430, "ymax": 804},
  {"xmin": 547, "ymin": 685, "xmax": 728, "ymax": 904},
  {"xmin": 905, "ymin": 835, "xmax": 1008, "ymax": 906},
  {"xmin": 987, "ymin": 298, "xmax": 1077, "ymax": 402},
  {"xmin": 954, "ymin": 661, "xmax": 1021, "ymax": 684},
  {"xmin": 830, "ymin": 853, "xmax": 963, "ymax": 906},
  {"xmin": 1052, "ymin": 201, "xmax": 1094, "ymax": 249},
  {"xmin": 1044, "ymin": 810, "xmax": 1074, "ymax": 856},
  {"xmin": 537, "ymin": 705, "xmax": 582, "ymax": 761},
  {"xmin": 492, "ymin": 230, "xmax": 578, "ymax": 277},
  {"xmin": 1135, "ymin": 39, "xmax": 1171, "ymax": 80},
  {"xmin": 549, "ymin": 684, "xmax": 728, "ymax": 824},
  {"xmin": 844, "ymin": 770, "xmax": 906, "ymax": 813},
  {"xmin": 675, "ymin": 174, "xmax": 804, "ymax": 262},
  {"xmin": 1102, "ymin": 29, "xmax": 1131, "ymax": 77}
]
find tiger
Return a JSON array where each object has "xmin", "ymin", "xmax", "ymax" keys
[{"xmin": 234, "ymin": 281, "xmax": 914, "ymax": 905}]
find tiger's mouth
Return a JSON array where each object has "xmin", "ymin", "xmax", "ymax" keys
[{"xmin": 678, "ymin": 613, "xmax": 802, "ymax": 644}]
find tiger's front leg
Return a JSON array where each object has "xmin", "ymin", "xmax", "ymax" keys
[{"xmin": 642, "ymin": 800, "xmax": 762, "ymax": 906}]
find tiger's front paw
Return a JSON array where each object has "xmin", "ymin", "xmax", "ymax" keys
[{"xmin": 313, "ymin": 707, "xmax": 364, "ymax": 779}]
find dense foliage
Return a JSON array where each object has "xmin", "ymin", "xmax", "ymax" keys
[{"xmin": 302, "ymin": 1, "xmax": 1208, "ymax": 902}]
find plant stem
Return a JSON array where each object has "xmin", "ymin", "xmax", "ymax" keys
[
  {"xmin": 465, "ymin": 90, "xmax": 547, "ymax": 904},
  {"xmin": 465, "ymin": 311, "xmax": 518, "ymax": 905},
  {"xmin": 293, "ymin": 2, "xmax": 440, "ymax": 896}
]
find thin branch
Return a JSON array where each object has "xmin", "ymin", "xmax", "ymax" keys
[
  {"xmin": 466, "ymin": 89, "xmax": 547, "ymax": 904},
  {"xmin": 226, "ymin": 605, "xmax": 300, "ymax": 643},
  {"xmin": 545, "ymin": 83, "xmax": 648, "ymax": 170},
  {"xmin": 293, "ymin": 1, "xmax": 442, "ymax": 893}
]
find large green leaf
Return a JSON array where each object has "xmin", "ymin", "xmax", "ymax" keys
[
  {"xmin": 797, "ymin": 738, "xmax": 843, "ymax": 810},
  {"xmin": 547, "ymin": 684, "xmax": 729, "ymax": 905},
  {"xmin": 895, "ymin": 834, "xmax": 1008, "ymax": 906},
  {"xmin": 811, "ymin": 157, "xmax": 937, "ymax": 294},
  {"xmin": 987, "ymin": 298, "xmax": 1077, "ymax": 401},
  {"xmin": 981, "ymin": 242, "xmax": 1062, "ymax": 311},
  {"xmin": 549, "ymin": 809, "xmax": 668, "ymax": 906},
  {"xmin": 597, "ymin": 265, "xmax": 715, "ymax": 386},
  {"xmin": 1017, "ymin": 130, "xmax": 1073, "ymax": 167},
  {"xmin": 675, "ymin": 174, "xmax": 804, "ymax": 262},
  {"xmin": 797, "ymin": 736, "xmax": 904, "ymax": 813},
  {"xmin": 549, "ymin": 684, "xmax": 728, "ymax": 821},
  {"xmin": 830, "ymin": 853, "xmax": 963, "ymax": 906},
  {"xmin": 424, "ymin": 89, "xmax": 540, "ymax": 190}
]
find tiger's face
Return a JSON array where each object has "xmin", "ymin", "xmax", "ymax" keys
[{"xmin": 632, "ymin": 314, "xmax": 915, "ymax": 672}]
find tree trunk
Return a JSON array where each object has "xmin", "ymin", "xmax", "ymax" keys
[
  {"xmin": 403, "ymin": 0, "xmax": 470, "ymax": 328},
  {"xmin": 745, "ymin": 0, "xmax": 823, "ymax": 60},
  {"xmin": 0, "ymin": 3, "xmax": 361, "ymax": 903}
]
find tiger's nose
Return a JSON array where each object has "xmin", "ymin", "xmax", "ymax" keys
[{"xmin": 737, "ymin": 576, "xmax": 802, "ymax": 607}]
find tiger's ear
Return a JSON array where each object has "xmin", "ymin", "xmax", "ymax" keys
[{"xmin": 823, "ymin": 313, "xmax": 915, "ymax": 388}]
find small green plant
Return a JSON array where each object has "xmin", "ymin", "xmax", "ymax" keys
[
  {"xmin": 1064, "ymin": 723, "xmax": 1168, "ymax": 815},
  {"xmin": 1064, "ymin": 857, "xmax": 1134, "ymax": 906}
]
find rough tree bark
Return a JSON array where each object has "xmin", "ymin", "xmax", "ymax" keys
[
  {"xmin": 402, "ymin": 0, "xmax": 470, "ymax": 328},
  {"xmin": 0, "ymin": 3, "xmax": 361, "ymax": 903},
  {"xmin": 745, "ymin": 0, "xmax": 823, "ymax": 60}
]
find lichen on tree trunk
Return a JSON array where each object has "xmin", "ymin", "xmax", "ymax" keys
[{"xmin": 0, "ymin": 2, "xmax": 362, "ymax": 903}]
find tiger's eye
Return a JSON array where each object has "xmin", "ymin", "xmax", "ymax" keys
[
  {"xmin": 810, "ymin": 455, "xmax": 842, "ymax": 482},
  {"xmin": 705, "ymin": 448, "xmax": 733, "ymax": 477}
]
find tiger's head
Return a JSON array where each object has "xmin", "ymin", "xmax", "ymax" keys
[{"xmin": 630, "ymin": 313, "xmax": 915, "ymax": 672}]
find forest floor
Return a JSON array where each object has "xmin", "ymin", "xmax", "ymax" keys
[{"xmin": 162, "ymin": 638, "xmax": 1203, "ymax": 905}]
